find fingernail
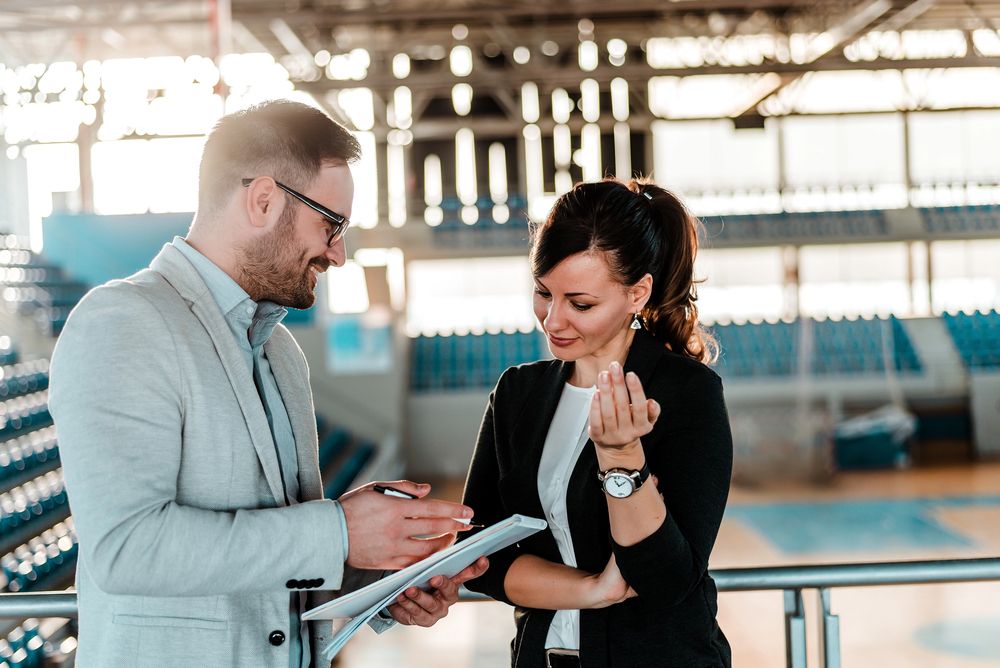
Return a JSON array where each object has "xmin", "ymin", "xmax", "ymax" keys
[
  {"xmin": 610, "ymin": 361, "xmax": 621, "ymax": 374},
  {"xmin": 599, "ymin": 371, "xmax": 609, "ymax": 384}
]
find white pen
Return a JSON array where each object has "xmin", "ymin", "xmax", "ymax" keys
[{"xmin": 373, "ymin": 484, "xmax": 484, "ymax": 527}]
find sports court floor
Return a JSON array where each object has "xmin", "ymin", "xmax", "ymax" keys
[{"xmin": 337, "ymin": 463, "xmax": 1000, "ymax": 667}]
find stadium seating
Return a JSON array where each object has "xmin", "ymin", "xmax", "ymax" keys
[
  {"xmin": 919, "ymin": 204, "xmax": 1000, "ymax": 234},
  {"xmin": 713, "ymin": 316, "xmax": 922, "ymax": 378},
  {"xmin": 702, "ymin": 208, "xmax": 889, "ymax": 243},
  {"xmin": 942, "ymin": 310, "xmax": 1000, "ymax": 369},
  {"xmin": 315, "ymin": 419, "xmax": 377, "ymax": 499},
  {"xmin": 410, "ymin": 330, "xmax": 547, "ymax": 391},
  {"xmin": 0, "ymin": 242, "xmax": 88, "ymax": 338},
  {"xmin": 408, "ymin": 317, "xmax": 923, "ymax": 391},
  {"xmin": 0, "ymin": 339, "xmax": 77, "ymax": 667}
]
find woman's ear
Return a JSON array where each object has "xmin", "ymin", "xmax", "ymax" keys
[{"xmin": 630, "ymin": 273, "xmax": 653, "ymax": 312}]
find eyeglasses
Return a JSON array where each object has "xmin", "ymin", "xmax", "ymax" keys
[{"xmin": 241, "ymin": 177, "xmax": 350, "ymax": 247}]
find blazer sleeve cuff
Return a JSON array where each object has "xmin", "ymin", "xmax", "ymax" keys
[
  {"xmin": 460, "ymin": 544, "xmax": 519, "ymax": 606},
  {"xmin": 612, "ymin": 513, "xmax": 697, "ymax": 602}
]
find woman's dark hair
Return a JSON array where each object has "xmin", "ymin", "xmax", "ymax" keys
[{"xmin": 530, "ymin": 177, "xmax": 717, "ymax": 364}]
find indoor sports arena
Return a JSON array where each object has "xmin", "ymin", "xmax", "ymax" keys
[{"xmin": 1, "ymin": 1, "xmax": 1000, "ymax": 667}]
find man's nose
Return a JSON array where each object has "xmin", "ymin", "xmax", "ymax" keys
[{"xmin": 325, "ymin": 237, "xmax": 347, "ymax": 267}]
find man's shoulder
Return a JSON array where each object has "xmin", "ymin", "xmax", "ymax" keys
[
  {"xmin": 79, "ymin": 268, "xmax": 179, "ymax": 310},
  {"xmin": 62, "ymin": 268, "xmax": 182, "ymax": 338}
]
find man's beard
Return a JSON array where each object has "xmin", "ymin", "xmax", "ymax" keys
[{"xmin": 238, "ymin": 208, "xmax": 326, "ymax": 309}]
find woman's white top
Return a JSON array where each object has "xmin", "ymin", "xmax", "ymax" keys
[{"xmin": 537, "ymin": 382, "xmax": 597, "ymax": 651}]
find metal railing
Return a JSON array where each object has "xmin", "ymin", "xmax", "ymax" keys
[{"xmin": 3, "ymin": 557, "xmax": 999, "ymax": 667}]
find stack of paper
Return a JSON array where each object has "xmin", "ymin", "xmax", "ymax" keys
[{"xmin": 302, "ymin": 514, "xmax": 547, "ymax": 659}]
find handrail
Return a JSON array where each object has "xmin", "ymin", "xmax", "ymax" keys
[
  {"xmin": 3, "ymin": 557, "xmax": 999, "ymax": 668},
  {"xmin": 711, "ymin": 556, "xmax": 1000, "ymax": 590},
  {"xmin": 3, "ymin": 557, "xmax": 999, "ymax": 615}
]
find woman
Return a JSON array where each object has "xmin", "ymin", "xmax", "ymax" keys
[{"xmin": 462, "ymin": 178, "xmax": 733, "ymax": 667}]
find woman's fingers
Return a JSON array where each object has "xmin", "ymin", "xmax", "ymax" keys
[
  {"xmin": 597, "ymin": 371, "xmax": 618, "ymax": 432},
  {"xmin": 588, "ymin": 391, "xmax": 605, "ymax": 441},
  {"xmin": 609, "ymin": 363, "xmax": 632, "ymax": 427},
  {"xmin": 647, "ymin": 398, "xmax": 661, "ymax": 424}
]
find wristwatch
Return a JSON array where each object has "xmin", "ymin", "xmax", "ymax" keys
[{"xmin": 597, "ymin": 462, "xmax": 651, "ymax": 499}]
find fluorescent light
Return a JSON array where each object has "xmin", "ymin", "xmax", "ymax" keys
[
  {"xmin": 614, "ymin": 122, "xmax": 631, "ymax": 181},
  {"xmin": 521, "ymin": 82, "xmax": 539, "ymax": 123},
  {"xmin": 579, "ymin": 40, "xmax": 598, "ymax": 71},
  {"xmin": 553, "ymin": 124, "xmax": 572, "ymax": 168},
  {"xmin": 456, "ymin": 127, "xmax": 477, "ymax": 206},
  {"xmin": 611, "ymin": 77, "xmax": 629, "ymax": 121},
  {"xmin": 387, "ymin": 143, "xmax": 406, "ymax": 227},
  {"xmin": 489, "ymin": 142, "xmax": 508, "ymax": 203},
  {"xmin": 424, "ymin": 154, "xmax": 442, "ymax": 207},
  {"xmin": 551, "ymin": 88, "xmax": 572, "ymax": 123},
  {"xmin": 452, "ymin": 83, "xmax": 473, "ymax": 115},
  {"xmin": 393, "ymin": 85, "xmax": 412, "ymax": 128},
  {"xmin": 580, "ymin": 124, "xmax": 602, "ymax": 181},
  {"xmin": 392, "ymin": 53, "xmax": 410, "ymax": 79},
  {"xmin": 450, "ymin": 45, "xmax": 473, "ymax": 77},
  {"xmin": 580, "ymin": 78, "xmax": 600, "ymax": 122}
]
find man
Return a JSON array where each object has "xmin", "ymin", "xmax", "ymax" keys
[{"xmin": 48, "ymin": 100, "xmax": 487, "ymax": 667}]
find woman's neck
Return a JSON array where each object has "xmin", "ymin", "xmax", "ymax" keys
[{"xmin": 568, "ymin": 328, "xmax": 636, "ymax": 387}]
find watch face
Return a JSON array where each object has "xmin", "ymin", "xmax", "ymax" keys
[{"xmin": 603, "ymin": 472, "xmax": 634, "ymax": 498}]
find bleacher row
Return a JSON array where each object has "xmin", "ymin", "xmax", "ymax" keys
[
  {"xmin": 409, "ymin": 312, "xmax": 1000, "ymax": 391},
  {"xmin": 0, "ymin": 344, "xmax": 77, "ymax": 668},
  {"xmin": 425, "ymin": 200, "xmax": 1000, "ymax": 244},
  {"xmin": 0, "ymin": 239, "xmax": 87, "ymax": 339},
  {"xmin": 0, "ymin": 349, "xmax": 376, "ymax": 667}
]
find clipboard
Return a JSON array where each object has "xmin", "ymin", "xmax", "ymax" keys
[{"xmin": 302, "ymin": 513, "xmax": 546, "ymax": 621}]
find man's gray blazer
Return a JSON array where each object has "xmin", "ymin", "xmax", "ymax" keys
[{"xmin": 49, "ymin": 243, "xmax": 361, "ymax": 667}]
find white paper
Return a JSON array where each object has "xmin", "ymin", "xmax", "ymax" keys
[
  {"xmin": 305, "ymin": 513, "xmax": 546, "ymax": 621},
  {"xmin": 305, "ymin": 514, "xmax": 547, "ymax": 659}
]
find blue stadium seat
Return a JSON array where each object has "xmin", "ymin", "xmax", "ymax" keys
[
  {"xmin": 943, "ymin": 310, "xmax": 1000, "ymax": 369},
  {"xmin": 410, "ymin": 331, "xmax": 546, "ymax": 391},
  {"xmin": 713, "ymin": 316, "xmax": 922, "ymax": 379}
]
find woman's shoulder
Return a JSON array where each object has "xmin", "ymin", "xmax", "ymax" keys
[
  {"xmin": 658, "ymin": 350, "xmax": 722, "ymax": 384},
  {"xmin": 496, "ymin": 358, "xmax": 559, "ymax": 391},
  {"xmin": 633, "ymin": 331, "xmax": 721, "ymax": 385}
]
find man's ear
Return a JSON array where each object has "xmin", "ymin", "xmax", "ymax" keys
[
  {"xmin": 244, "ymin": 178, "xmax": 282, "ymax": 230},
  {"xmin": 630, "ymin": 273, "xmax": 653, "ymax": 312}
]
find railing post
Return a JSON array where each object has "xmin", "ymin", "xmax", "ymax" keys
[
  {"xmin": 783, "ymin": 588, "xmax": 807, "ymax": 668},
  {"xmin": 816, "ymin": 587, "xmax": 841, "ymax": 668}
]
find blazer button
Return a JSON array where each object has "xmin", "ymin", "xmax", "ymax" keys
[{"xmin": 269, "ymin": 630, "xmax": 286, "ymax": 646}]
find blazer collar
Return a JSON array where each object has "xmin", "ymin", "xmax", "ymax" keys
[{"xmin": 150, "ymin": 243, "xmax": 287, "ymax": 506}]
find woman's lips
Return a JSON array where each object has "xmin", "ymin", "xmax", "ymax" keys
[{"xmin": 547, "ymin": 334, "xmax": 577, "ymax": 348}]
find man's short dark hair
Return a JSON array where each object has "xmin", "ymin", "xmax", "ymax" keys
[{"xmin": 197, "ymin": 100, "xmax": 361, "ymax": 217}]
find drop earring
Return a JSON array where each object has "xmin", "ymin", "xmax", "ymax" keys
[{"xmin": 630, "ymin": 313, "xmax": 642, "ymax": 330}]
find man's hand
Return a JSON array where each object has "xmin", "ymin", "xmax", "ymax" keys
[
  {"xmin": 339, "ymin": 480, "xmax": 475, "ymax": 570},
  {"xmin": 387, "ymin": 557, "xmax": 489, "ymax": 627}
]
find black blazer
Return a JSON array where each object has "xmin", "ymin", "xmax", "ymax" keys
[{"xmin": 462, "ymin": 329, "xmax": 733, "ymax": 668}]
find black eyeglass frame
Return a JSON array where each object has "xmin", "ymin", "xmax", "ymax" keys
[{"xmin": 241, "ymin": 177, "xmax": 350, "ymax": 246}]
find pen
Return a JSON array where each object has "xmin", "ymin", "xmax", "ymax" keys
[{"xmin": 373, "ymin": 484, "xmax": 485, "ymax": 528}]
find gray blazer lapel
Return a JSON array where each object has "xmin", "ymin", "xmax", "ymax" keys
[
  {"xmin": 266, "ymin": 328, "xmax": 325, "ymax": 502},
  {"xmin": 149, "ymin": 244, "xmax": 287, "ymax": 506}
]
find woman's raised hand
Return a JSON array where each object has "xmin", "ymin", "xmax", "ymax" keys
[{"xmin": 588, "ymin": 361, "xmax": 661, "ymax": 451}]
